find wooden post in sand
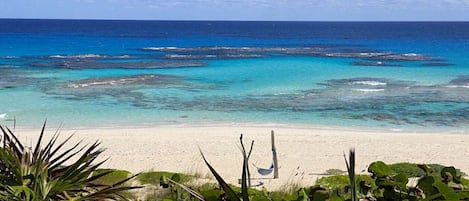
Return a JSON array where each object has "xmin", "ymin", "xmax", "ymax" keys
[{"xmin": 271, "ymin": 130, "xmax": 279, "ymax": 179}]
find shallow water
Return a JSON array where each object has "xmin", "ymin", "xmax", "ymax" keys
[{"xmin": 0, "ymin": 20, "xmax": 468, "ymax": 130}]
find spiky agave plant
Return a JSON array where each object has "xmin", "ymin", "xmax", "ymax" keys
[{"xmin": 0, "ymin": 122, "xmax": 140, "ymax": 201}]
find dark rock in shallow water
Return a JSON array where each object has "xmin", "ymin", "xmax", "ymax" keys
[
  {"xmin": 40, "ymin": 74, "xmax": 188, "ymax": 107},
  {"xmin": 351, "ymin": 61, "xmax": 401, "ymax": 67},
  {"xmin": 420, "ymin": 62, "xmax": 454, "ymax": 67},
  {"xmin": 321, "ymin": 52, "xmax": 389, "ymax": 58},
  {"xmin": 449, "ymin": 75, "xmax": 469, "ymax": 86},
  {"xmin": 140, "ymin": 46, "xmax": 443, "ymax": 63},
  {"xmin": 0, "ymin": 72, "xmax": 46, "ymax": 89},
  {"xmin": 30, "ymin": 60, "xmax": 207, "ymax": 69},
  {"xmin": 350, "ymin": 113, "xmax": 402, "ymax": 125},
  {"xmin": 65, "ymin": 74, "xmax": 185, "ymax": 88},
  {"xmin": 0, "ymin": 65, "xmax": 17, "ymax": 69},
  {"xmin": 46, "ymin": 54, "xmax": 133, "ymax": 60},
  {"xmin": 367, "ymin": 53, "xmax": 432, "ymax": 61},
  {"xmin": 42, "ymin": 73, "xmax": 222, "ymax": 108},
  {"xmin": 163, "ymin": 53, "xmax": 263, "ymax": 60},
  {"xmin": 319, "ymin": 77, "xmax": 414, "ymax": 89}
]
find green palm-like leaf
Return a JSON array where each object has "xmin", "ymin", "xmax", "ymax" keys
[
  {"xmin": 0, "ymin": 122, "xmax": 141, "ymax": 201},
  {"xmin": 199, "ymin": 148, "xmax": 241, "ymax": 201}
]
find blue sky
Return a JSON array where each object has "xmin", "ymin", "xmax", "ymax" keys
[{"xmin": 1, "ymin": 0, "xmax": 469, "ymax": 21}]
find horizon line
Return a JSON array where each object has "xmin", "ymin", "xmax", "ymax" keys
[{"xmin": 1, "ymin": 17, "xmax": 469, "ymax": 23}]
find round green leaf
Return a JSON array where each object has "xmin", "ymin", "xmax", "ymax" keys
[{"xmin": 368, "ymin": 161, "xmax": 393, "ymax": 178}]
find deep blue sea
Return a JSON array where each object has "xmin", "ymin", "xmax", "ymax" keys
[{"xmin": 0, "ymin": 19, "xmax": 468, "ymax": 130}]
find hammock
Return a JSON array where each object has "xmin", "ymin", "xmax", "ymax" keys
[{"xmin": 253, "ymin": 162, "xmax": 275, "ymax": 176}]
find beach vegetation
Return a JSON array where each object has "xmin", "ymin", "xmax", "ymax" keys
[
  {"xmin": 150, "ymin": 155, "xmax": 469, "ymax": 201},
  {"xmin": 93, "ymin": 169, "xmax": 131, "ymax": 186},
  {"xmin": 135, "ymin": 136, "xmax": 469, "ymax": 201},
  {"xmin": 4, "ymin": 123, "xmax": 469, "ymax": 201},
  {"xmin": 136, "ymin": 171, "xmax": 189, "ymax": 186},
  {"xmin": 0, "ymin": 123, "xmax": 141, "ymax": 201},
  {"xmin": 344, "ymin": 149, "xmax": 357, "ymax": 201},
  {"xmin": 389, "ymin": 162, "xmax": 466, "ymax": 177}
]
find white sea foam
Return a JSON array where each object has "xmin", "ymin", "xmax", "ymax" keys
[
  {"xmin": 403, "ymin": 53, "xmax": 419, "ymax": 57},
  {"xmin": 67, "ymin": 75, "xmax": 157, "ymax": 88},
  {"xmin": 68, "ymin": 81, "xmax": 111, "ymax": 88},
  {"xmin": 165, "ymin": 54, "xmax": 189, "ymax": 58},
  {"xmin": 353, "ymin": 88, "xmax": 385, "ymax": 93},
  {"xmin": 352, "ymin": 81, "xmax": 387, "ymax": 86},
  {"xmin": 49, "ymin": 55, "xmax": 66, "ymax": 58},
  {"xmin": 142, "ymin": 47, "xmax": 178, "ymax": 51},
  {"xmin": 114, "ymin": 55, "xmax": 131, "ymax": 59},
  {"xmin": 50, "ymin": 54, "xmax": 103, "ymax": 59},
  {"xmin": 0, "ymin": 56, "xmax": 18, "ymax": 59},
  {"xmin": 446, "ymin": 85, "xmax": 469, "ymax": 89},
  {"xmin": 0, "ymin": 113, "xmax": 6, "ymax": 119},
  {"xmin": 358, "ymin": 52, "xmax": 387, "ymax": 57}
]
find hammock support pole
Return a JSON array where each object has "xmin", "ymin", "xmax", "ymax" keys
[{"xmin": 271, "ymin": 130, "xmax": 279, "ymax": 179}]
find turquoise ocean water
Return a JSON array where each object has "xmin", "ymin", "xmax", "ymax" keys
[{"xmin": 0, "ymin": 20, "xmax": 468, "ymax": 130}]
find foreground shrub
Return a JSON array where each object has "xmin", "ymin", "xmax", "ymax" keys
[
  {"xmin": 0, "ymin": 123, "xmax": 140, "ymax": 201},
  {"xmin": 389, "ymin": 162, "xmax": 466, "ymax": 177},
  {"xmin": 92, "ymin": 169, "xmax": 131, "ymax": 186}
]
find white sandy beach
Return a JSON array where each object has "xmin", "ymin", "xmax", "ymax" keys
[{"xmin": 13, "ymin": 123, "xmax": 469, "ymax": 190}]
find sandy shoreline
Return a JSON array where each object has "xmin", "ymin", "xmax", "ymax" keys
[{"xmin": 12, "ymin": 123, "xmax": 469, "ymax": 190}]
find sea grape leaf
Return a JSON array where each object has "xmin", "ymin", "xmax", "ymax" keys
[
  {"xmin": 456, "ymin": 191, "xmax": 469, "ymax": 199},
  {"xmin": 358, "ymin": 180, "xmax": 372, "ymax": 195},
  {"xmin": 297, "ymin": 188, "xmax": 310, "ymax": 201},
  {"xmin": 418, "ymin": 164, "xmax": 432, "ymax": 175},
  {"xmin": 171, "ymin": 173, "xmax": 181, "ymax": 183},
  {"xmin": 441, "ymin": 167, "xmax": 457, "ymax": 183},
  {"xmin": 200, "ymin": 189, "xmax": 224, "ymax": 200},
  {"xmin": 311, "ymin": 191, "xmax": 329, "ymax": 201},
  {"xmin": 328, "ymin": 194, "xmax": 343, "ymax": 201},
  {"xmin": 250, "ymin": 195, "xmax": 271, "ymax": 201},
  {"xmin": 368, "ymin": 161, "xmax": 393, "ymax": 178},
  {"xmin": 394, "ymin": 173, "xmax": 409, "ymax": 188},
  {"xmin": 383, "ymin": 188, "xmax": 400, "ymax": 200},
  {"xmin": 308, "ymin": 186, "xmax": 329, "ymax": 201},
  {"xmin": 418, "ymin": 176, "xmax": 435, "ymax": 196},
  {"xmin": 433, "ymin": 180, "xmax": 458, "ymax": 200},
  {"xmin": 375, "ymin": 178, "xmax": 395, "ymax": 187}
]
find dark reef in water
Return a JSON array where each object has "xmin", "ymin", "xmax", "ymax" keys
[
  {"xmin": 29, "ymin": 60, "xmax": 207, "ymax": 70},
  {"xmin": 140, "ymin": 45, "xmax": 444, "ymax": 68},
  {"xmin": 1, "ymin": 42, "xmax": 465, "ymax": 127},
  {"xmin": 40, "ymin": 74, "xmax": 221, "ymax": 108},
  {"xmin": 0, "ymin": 69, "xmax": 46, "ymax": 89},
  {"xmin": 145, "ymin": 76, "xmax": 468, "ymax": 127},
  {"xmin": 0, "ymin": 44, "xmax": 450, "ymax": 70},
  {"xmin": 6, "ymin": 55, "xmax": 467, "ymax": 127},
  {"xmin": 0, "ymin": 75, "xmax": 29, "ymax": 89},
  {"xmin": 65, "ymin": 74, "xmax": 184, "ymax": 88},
  {"xmin": 47, "ymin": 75, "xmax": 462, "ymax": 127},
  {"xmin": 351, "ymin": 61, "xmax": 401, "ymax": 67},
  {"xmin": 140, "ymin": 45, "xmax": 438, "ymax": 62},
  {"xmin": 449, "ymin": 76, "xmax": 469, "ymax": 86}
]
